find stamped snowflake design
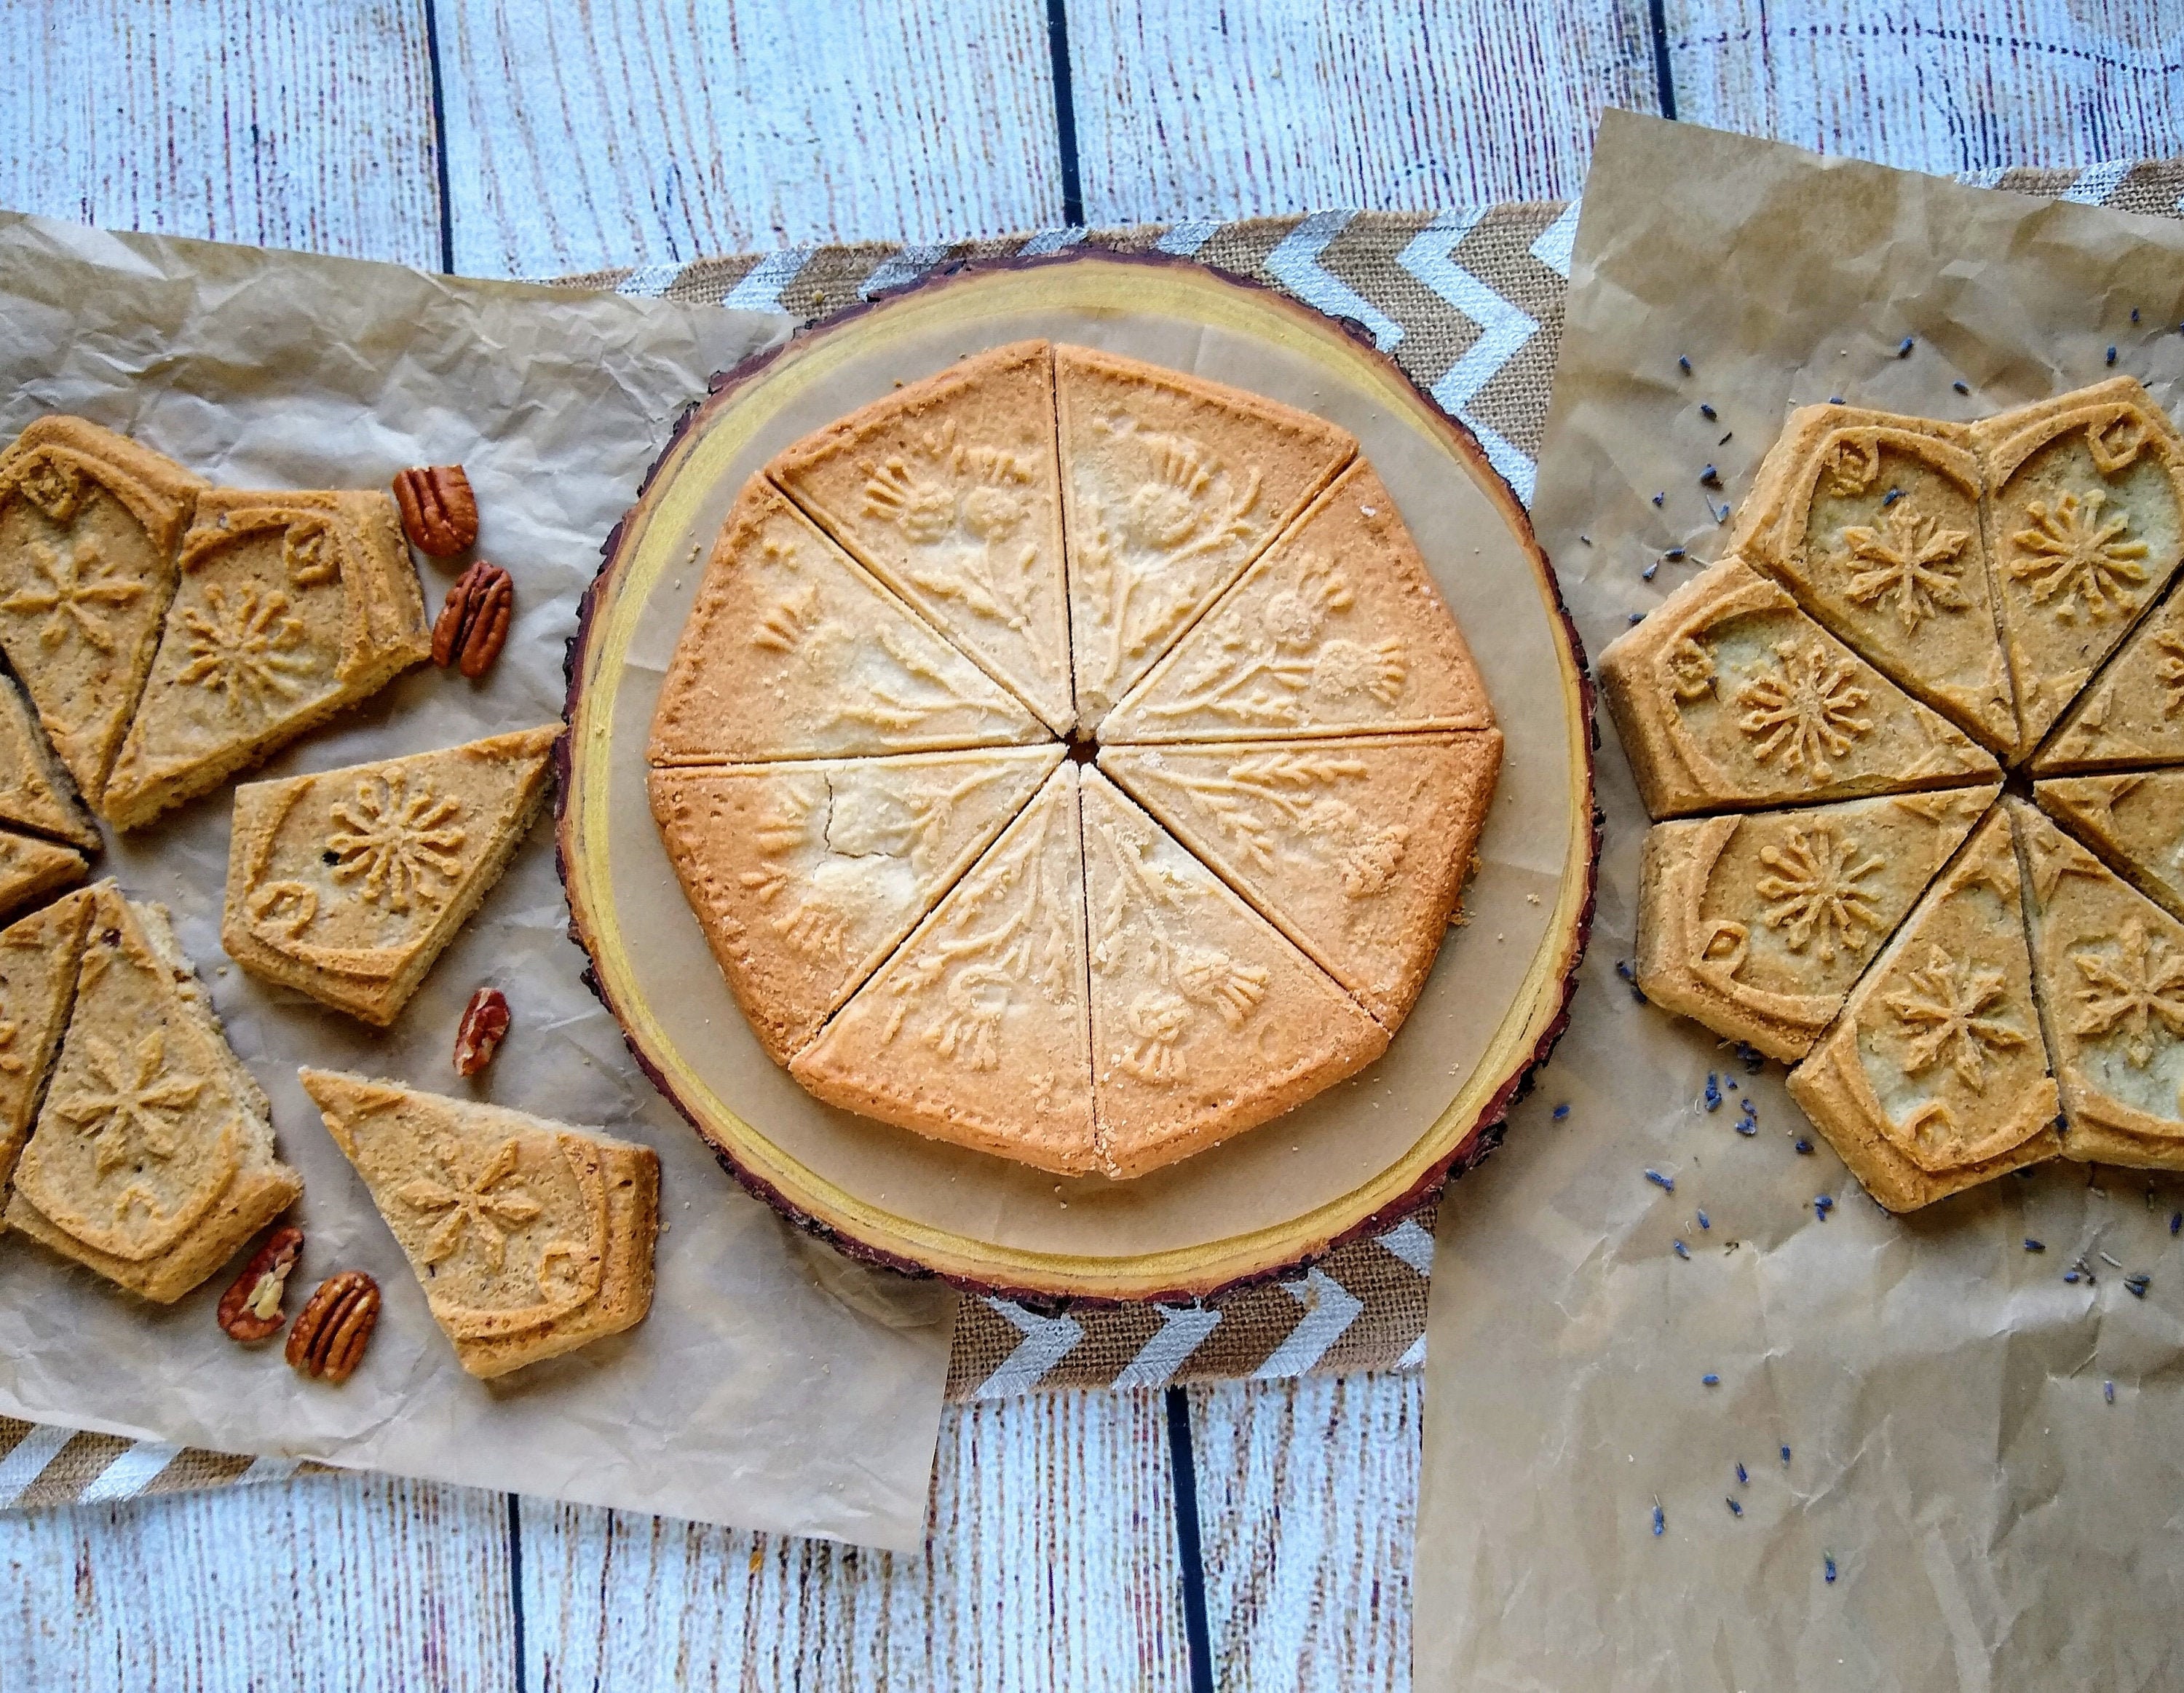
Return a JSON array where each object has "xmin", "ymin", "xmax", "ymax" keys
[
  {"xmin": 327, "ymin": 771, "xmax": 467, "ymax": 913},
  {"xmin": 397, "ymin": 1139, "xmax": 542, "ymax": 1275},
  {"xmin": 1733, "ymin": 640, "xmax": 1872, "ymax": 781},
  {"xmin": 50, "ymin": 1031, "xmax": 205, "ymax": 1180},
  {"xmin": 2009, "ymin": 488, "xmax": 2149, "ymax": 622},
  {"xmin": 175, "ymin": 584, "xmax": 314, "ymax": 714},
  {"xmin": 3, "ymin": 537, "xmax": 142, "ymax": 651},
  {"xmin": 1883, "ymin": 946, "xmax": 2027, "ymax": 1093},
  {"xmin": 1839, "ymin": 502, "xmax": 1973, "ymax": 633},
  {"xmin": 2071, "ymin": 915, "xmax": 2184, "ymax": 1067},
  {"xmin": 1755, "ymin": 824, "xmax": 1885, "ymax": 963}
]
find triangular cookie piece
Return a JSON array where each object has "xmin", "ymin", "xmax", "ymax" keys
[
  {"xmin": 301, "ymin": 1070, "xmax": 660, "ymax": 1378},
  {"xmin": 7, "ymin": 883, "xmax": 300, "ymax": 1301},
  {"xmin": 1597, "ymin": 556, "xmax": 2000, "ymax": 819},
  {"xmin": 0, "ymin": 417, "xmax": 205, "ymax": 805},
  {"xmin": 0, "ymin": 826, "xmax": 86, "ymax": 921},
  {"xmin": 1971, "ymin": 377, "xmax": 2184, "ymax": 757},
  {"xmin": 0, "ymin": 887, "xmax": 95, "ymax": 1209},
  {"xmin": 1080, "ymin": 768, "xmax": 1388, "ymax": 1179},
  {"xmin": 1099, "ymin": 462, "xmax": 1494, "ymax": 743},
  {"xmin": 652, "ymin": 744, "xmax": 1061, "ymax": 1066},
  {"xmin": 0, "ymin": 669, "xmax": 99, "ymax": 850},
  {"xmin": 223, "ymin": 725, "xmax": 560, "ymax": 1027},
  {"xmin": 2013, "ymin": 800, "xmax": 2184, "ymax": 1170},
  {"xmin": 649, "ymin": 478, "xmax": 1045, "ymax": 764},
  {"xmin": 1727, "ymin": 406, "xmax": 2014, "ymax": 751},
  {"xmin": 769, "ymin": 342, "xmax": 1076, "ymax": 734},
  {"xmin": 2034, "ymin": 771, "xmax": 2184, "ymax": 923},
  {"xmin": 1098, "ymin": 732, "xmax": 1501, "ymax": 1027},
  {"xmin": 102, "ymin": 488, "xmax": 432, "ymax": 829},
  {"xmin": 1056, "ymin": 345, "xmax": 1357, "ymax": 725},
  {"xmin": 1786, "ymin": 808, "xmax": 2060, "ymax": 1212},
  {"xmin": 1637, "ymin": 785, "xmax": 1998, "ymax": 1062},
  {"xmin": 2033, "ymin": 573, "xmax": 2184, "ymax": 773},
  {"xmin": 790, "ymin": 765, "xmax": 1098, "ymax": 1175}
]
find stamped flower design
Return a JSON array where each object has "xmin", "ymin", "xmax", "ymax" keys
[
  {"xmin": 1118, "ymin": 988, "xmax": 1190, "ymax": 1082},
  {"xmin": 1667, "ymin": 637, "xmax": 1717, "ymax": 701},
  {"xmin": 2071, "ymin": 915, "xmax": 2184, "ymax": 1067},
  {"xmin": 1821, "ymin": 438, "xmax": 1883, "ymax": 497},
  {"xmin": 397, "ymin": 1139, "xmax": 543, "ymax": 1275},
  {"xmin": 1756, "ymin": 824, "xmax": 1884, "ymax": 963},
  {"xmin": 863, "ymin": 423, "xmax": 1044, "ymax": 635},
  {"xmin": 1840, "ymin": 502, "xmax": 1972, "ymax": 633},
  {"xmin": 175, "ymin": 584, "xmax": 314, "ymax": 714},
  {"xmin": 1883, "ymin": 946, "xmax": 2027, "ymax": 1093},
  {"xmin": 2009, "ymin": 487, "xmax": 2149, "ymax": 622},
  {"xmin": 50, "ymin": 1031, "xmax": 205, "ymax": 1180},
  {"xmin": 4, "ymin": 537, "xmax": 141, "ymax": 651},
  {"xmin": 1733, "ymin": 640, "xmax": 1872, "ymax": 781},
  {"xmin": 1147, "ymin": 559, "xmax": 1403, "ymax": 725},
  {"xmin": 327, "ymin": 771, "xmax": 467, "ymax": 914},
  {"xmin": 14, "ymin": 454, "xmax": 87, "ymax": 524},
  {"xmin": 863, "ymin": 457, "xmax": 958, "ymax": 545}
]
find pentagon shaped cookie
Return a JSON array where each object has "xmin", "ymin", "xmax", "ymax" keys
[
  {"xmin": 651, "ymin": 744, "xmax": 1062, "ymax": 1067},
  {"xmin": 2034, "ymin": 770, "xmax": 2184, "ymax": 924},
  {"xmin": 1096, "ymin": 731, "xmax": 1501, "ymax": 1027},
  {"xmin": 1099, "ymin": 462, "xmax": 1493, "ymax": 743},
  {"xmin": 1728, "ymin": 406, "xmax": 2012, "ymax": 751},
  {"xmin": 301, "ymin": 1070, "xmax": 659, "ymax": 1378},
  {"xmin": 1971, "ymin": 376, "xmax": 2184, "ymax": 757},
  {"xmin": 0, "ymin": 888, "xmax": 95, "ymax": 1208},
  {"xmin": 2014, "ymin": 800, "xmax": 2184, "ymax": 1169},
  {"xmin": 2032, "ymin": 573, "xmax": 2184, "ymax": 773},
  {"xmin": 1786, "ymin": 808, "xmax": 2060, "ymax": 1212},
  {"xmin": 1637, "ymin": 785, "xmax": 1997, "ymax": 1062},
  {"xmin": 769, "ymin": 342, "xmax": 1076, "ymax": 734},
  {"xmin": 223, "ymin": 725, "xmax": 561, "ymax": 1027},
  {"xmin": 0, "ymin": 417, "xmax": 205, "ymax": 806},
  {"xmin": 0, "ymin": 668, "xmax": 99, "ymax": 850},
  {"xmin": 102, "ymin": 488, "xmax": 432, "ymax": 829},
  {"xmin": 1056, "ymin": 345, "xmax": 1356, "ymax": 725},
  {"xmin": 649, "ymin": 479, "xmax": 1044, "ymax": 765},
  {"xmin": 1597, "ymin": 556, "xmax": 1999, "ymax": 819},
  {"xmin": 791, "ymin": 764, "xmax": 1097, "ymax": 1175},
  {"xmin": 0, "ymin": 826, "xmax": 86, "ymax": 922},
  {"xmin": 6, "ymin": 883, "xmax": 301, "ymax": 1301},
  {"xmin": 1081, "ymin": 768, "xmax": 1387, "ymax": 1180}
]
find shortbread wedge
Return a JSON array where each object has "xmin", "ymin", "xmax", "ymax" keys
[
  {"xmin": 1098, "ymin": 732, "xmax": 1501, "ymax": 1027},
  {"xmin": 223, "ymin": 725, "xmax": 560, "ymax": 1026},
  {"xmin": 2033, "ymin": 573, "xmax": 2184, "ymax": 773},
  {"xmin": 1099, "ymin": 462, "xmax": 1493, "ymax": 743},
  {"xmin": 102, "ymin": 488, "xmax": 432, "ymax": 828},
  {"xmin": 0, "ymin": 888, "xmax": 95, "ymax": 1208},
  {"xmin": 791, "ymin": 765, "xmax": 1099, "ymax": 1175},
  {"xmin": 301, "ymin": 1070, "xmax": 660, "ymax": 1379},
  {"xmin": 1786, "ymin": 808, "xmax": 2060, "ymax": 1212},
  {"xmin": 0, "ymin": 417, "xmax": 205, "ymax": 805},
  {"xmin": 1080, "ymin": 769, "xmax": 1387, "ymax": 1179},
  {"xmin": 2035, "ymin": 770, "xmax": 2184, "ymax": 924},
  {"xmin": 7, "ymin": 882, "xmax": 300, "ymax": 1301},
  {"xmin": 1971, "ymin": 377, "xmax": 2184, "ymax": 757},
  {"xmin": 0, "ymin": 826, "xmax": 86, "ymax": 921},
  {"xmin": 652, "ymin": 744, "xmax": 1062, "ymax": 1065},
  {"xmin": 769, "ymin": 342, "xmax": 1076, "ymax": 734},
  {"xmin": 1056, "ymin": 345, "xmax": 1356, "ymax": 725},
  {"xmin": 2013, "ymin": 800, "xmax": 2184, "ymax": 1169},
  {"xmin": 1597, "ymin": 556, "xmax": 1999, "ymax": 818},
  {"xmin": 649, "ymin": 478, "xmax": 1045, "ymax": 764},
  {"xmin": 0, "ymin": 669, "xmax": 99, "ymax": 850},
  {"xmin": 1728, "ymin": 406, "xmax": 2013, "ymax": 751},
  {"xmin": 1637, "ymin": 786, "xmax": 1998, "ymax": 1062}
]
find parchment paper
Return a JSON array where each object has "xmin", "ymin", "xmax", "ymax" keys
[
  {"xmin": 0, "ymin": 210, "xmax": 956, "ymax": 1550},
  {"xmin": 1415, "ymin": 113, "xmax": 2184, "ymax": 1689}
]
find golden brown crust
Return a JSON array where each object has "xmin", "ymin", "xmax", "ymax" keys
[
  {"xmin": 0, "ymin": 887, "xmax": 95, "ymax": 1207},
  {"xmin": 0, "ymin": 668, "xmax": 100, "ymax": 851},
  {"xmin": 0, "ymin": 827, "xmax": 86, "ymax": 921}
]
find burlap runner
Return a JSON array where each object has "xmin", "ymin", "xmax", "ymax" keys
[{"xmin": 3, "ymin": 154, "xmax": 2174, "ymax": 1509}]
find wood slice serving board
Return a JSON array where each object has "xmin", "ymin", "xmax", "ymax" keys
[{"xmin": 560, "ymin": 256, "xmax": 1595, "ymax": 1302}]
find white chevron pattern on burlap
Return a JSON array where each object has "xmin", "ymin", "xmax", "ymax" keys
[
  {"xmin": 1396, "ymin": 208, "xmax": 1543, "ymax": 505},
  {"xmin": 1265, "ymin": 210, "xmax": 1404, "ymax": 351},
  {"xmin": 1251, "ymin": 1270, "xmax": 1364, "ymax": 1378},
  {"xmin": 1111, "ymin": 1306, "xmax": 1225, "ymax": 1389},
  {"xmin": 972, "ymin": 1301, "xmax": 1085, "ymax": 1399}
]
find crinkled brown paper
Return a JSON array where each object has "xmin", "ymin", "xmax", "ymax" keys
[
  {"xmin": 1415, "ymin": 112, "xmax": 2184, "ymax": 1690},
  {"xmin": 0, "ymin": 209, "xmax": 955, "ymax": 1551}
]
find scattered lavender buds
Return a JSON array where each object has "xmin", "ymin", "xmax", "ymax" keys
[
  {"xmin": 2105, "ymin": 1380, "xmax": 2117, "ymax": 1403},
  {"xmin": 1738, "ymin": 1045, "xmax": 1764, "ymax": 1074},
  {"xmin": 1897, "ymin": 336, "xmax": 1915, "ymax": 357},
  {"xmin": 1646, "ymin": 1169, "xmax": 1676, "ymax": 1193},
  {"xmin": 2132, "ymin": 307, "xmax": 2142, "ymax": 323},
  {"xmin": 1652, "ymin": 491, "xmax": 1666, "ymax": 507},
  {"xmin": 1726, "ymin": 1497, "xmax": 1744, "ymax": 1518},
  {"xmin": 1616, "ymin": 960, "xmax": 1647, "ymax": 1002},
  {"xmin": 1953, "ymin": 379, "xmax": 1971, "ymax": 395},
  {"xmin": 2065, "ymin": 1271, "xmax": 2081, "ymax": 1284},
  {"xmin": 2170, "ymin": 1212, "xmax": 2180, "ymax": 1236},
  {"xmin": 1795, "ymin": 1138, "xmax": 1814, "ymax": 1155},
  {"xmin": 1674, "ymin": 1239, "xmax": 1690, "ymax": 1260},
  {"xmin": 1698, "ymin": 1209, "xmax": 1711, "ymax": 1231},
  {"xmin": 1643, "ymin": 562, "xmax": 1658, "ymax": 580},
  {"xmin": 1678, "ymin": 355, "xmax": 1692, "ymax": 374},
  {"xmin": 1702, "ymin": 1373, "xmax": 1720, "ymax": 1386},
  {"xmin": 2126, "ymin": 1274, "xmax": 2150, "ymax": 1298},
  {"xmin": 1717, "ymin": 430, "xmax": 1734, "ymax": 446},
  {"xmin": 1653, "ymin": 1500, "xmax": 1666, "ymax": 1536},
  {"xmin": 2107, "ymin": 345, "xmax": 2118, "ymax": 366},
  {"xmin": 1828, "ymin": 396, "xmax": 1845, "ymax": 405},
  {"xmin": 1880, "ymin": 486, "xmax": 1904, "ymax": 507},
  {"xmin": 1699, "ymin": 402, "xmax": 1717, "ymax": 419},
  {"xmin": 1704, "ymin": 1073, "xmax": 1722, "ymax": 1112},
  {"xmin": 1781, "ymin": 1445, "xmax": 1792, "ymax": 1464},
  {"xmin": 2025, "ymin": 1239, "xmax": 2045, "ymax": 1252},
  {"xmin": 1700, "ymin": 464, "xmax": 1721, "ymax": 486},
  {"xmin": 1553, "ymin": 1103, "xmax": 1570, "ymax": 1121},
  {"xmin": 1736, "ymin": 1462, "xmax": 1748, "ymax": 1485},
  {"xmin": 1629, "ymin": 612, "xmax": 1644, "ymax": 624},
  {"xmin": 1824, "ymin": 1555, "xmax": 1837, "ymax": 1584},
  {"xmin": 1664, "ymin": 546, "xmax": 1686, "ymax": 561},
  {"xmin": 1814, "ymin": 1195, "xmax": 1835, "ymax": 1221}
]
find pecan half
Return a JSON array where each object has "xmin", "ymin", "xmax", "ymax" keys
[
  {"xmin": 216, "ymin": 1226, "xmax": 303, "ymax": 1343},
  {"xmin": 432, "ymin": 561, "xmax": 514, "ymax": 679},
  {"xmin": 392, "ymin": 465, "xmax": 480, "ymax": 556},
  {"xmin": 286, "ymin": 1270, "xmax": 381, "ymax": 1384},
  {"xmin": 454, "ymin": 985, "xmax": 511, "ymax": 1077}
]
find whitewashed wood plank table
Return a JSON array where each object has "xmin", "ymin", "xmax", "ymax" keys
[{"xmin": 0, "ymin": 4, "xmax": 2173, "ymax": 1687}]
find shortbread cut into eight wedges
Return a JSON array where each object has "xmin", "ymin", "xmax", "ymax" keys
[
  {"xmin": 651, "ymin": 343, "xmax": 1502, "ymax": 1179},
  {"xmin": 1604, "ymin": 376, "xmax": 2184, "ymax": 1209}
]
